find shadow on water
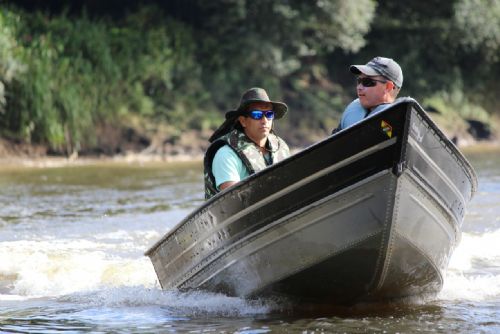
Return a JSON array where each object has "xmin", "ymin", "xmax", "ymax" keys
[
  {"xmin": 226, "ymin": 297, "xmax": 454, "ymax": 334},
  {"xmin": 262, "ymin": 294, "xmax": 444, "ymax": 319}
]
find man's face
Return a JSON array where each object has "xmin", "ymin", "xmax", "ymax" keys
[
  {"xmin": 238, "ymin": 102, "xmax": 273, "ymax": 144},
  {"xmin": 356, "ymin": 74, "xmax": 394, "ymax": 109}
]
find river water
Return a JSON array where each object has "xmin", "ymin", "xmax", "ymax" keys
[{"xmin": 0, "ymin": 149, "xmax": 499, "ymax": 333}]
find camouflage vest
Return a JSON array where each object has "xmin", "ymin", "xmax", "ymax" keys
[{"xmin": 204, "ymin": 129, "xmax": 290, "ymax": 200}]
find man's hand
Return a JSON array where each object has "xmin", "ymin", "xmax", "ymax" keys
[{"xmin": 219, "ymin": 181, "xmax": 238, "ymax": 190}]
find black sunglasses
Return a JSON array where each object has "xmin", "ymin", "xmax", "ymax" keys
[
  {"xmin": 357, "ymin": 77, "xmax": 387, "ymax": 87},
  {"xmin": 247, "ymin": 110, "xmax": 275, "ymax": 120}
]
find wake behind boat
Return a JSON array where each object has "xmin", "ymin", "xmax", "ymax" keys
[{"xmin": 146, "ymin": 98, "xmax": 477, "ymax": 304}]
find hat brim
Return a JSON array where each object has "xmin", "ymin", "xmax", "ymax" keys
[
  {"xmin": 225, "ymin": 100, "xmax": 288, "ymax": 120},
  {"xmin": 350, "ymin": 65, "xmax": 381, "ymax": 77}
]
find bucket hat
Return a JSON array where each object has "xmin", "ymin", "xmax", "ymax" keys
[{"xmin": 225, "ymin": 87, "xmax": 288, "ymax": 120}]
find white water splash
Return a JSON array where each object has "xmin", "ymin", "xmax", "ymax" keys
[
  {"xmin": 440, "ymin": 273, "xmax": 500, "ymax": 301},
  {"xmin": 448, "ymin": 230, "xmax": 500, "ymax": 270},
  {"xmin": 59, "ymin": 287, "xmax": 274, "ymax": 316},
  {"xmin": 440, "ymin": 230, "xmax": 500, "ymax": 301},
  {"xmin": 0, "ymin": 239, "xmax": 158, "ymax": 297}
]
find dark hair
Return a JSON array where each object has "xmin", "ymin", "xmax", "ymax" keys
[{"xmin": 234, "ymin": 119, "xmax": 244, "ymax": 132}]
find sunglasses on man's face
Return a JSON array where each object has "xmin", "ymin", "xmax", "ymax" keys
[
  {"xmin": 357, "ymin": 77, "xmax": 387, "ymax": 87},
  {"xmin": 247, "ymin": 110, "xmax": 275, "ymax": 120}
]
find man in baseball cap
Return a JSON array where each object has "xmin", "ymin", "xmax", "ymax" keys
[{"xmin": 333, "ymin": 56, "xmax": 404, "ymax": 133}]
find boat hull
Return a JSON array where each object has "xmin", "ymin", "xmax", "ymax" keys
[{"xmin": 146, "ymin": 99, "xmax": 477, "ymax": 304}]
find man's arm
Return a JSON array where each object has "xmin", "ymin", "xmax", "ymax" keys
[{"xmin": 212, "ymin": 146, "xmax": 248, "ymax": 191}]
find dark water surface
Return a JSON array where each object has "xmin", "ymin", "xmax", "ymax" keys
[{"xmin": 0, "ymin": 151, "xmax": 499, "ymax": 333}]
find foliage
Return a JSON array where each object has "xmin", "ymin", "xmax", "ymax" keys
[
  {"xmin": 192, "ymin": 0, "xmax": 376, "ymax": 107},
  {"xmin": 451, "ymin": 0, "xmax": 500, "ymax": 113},
  {"xmin": 0, "ymin": 0, "xmax": 499, "ymax": 154},
  {"xmin": 423, "ymin": 85, "xmax": 494, "ymax": 140},
  {"xmin": 424, "ymin": 85, "xmax": 491, "ymax": 123},
  {"xmin": 0, "ymin": 10, "xmax": 25, "ymax": 114},
  {"xmin": 453, "ymin": 0, "xmax": 500, "ymax": 62},
  {"xmin": 1, "ymin": 6, "xmax": 219, "ymax": 153}
]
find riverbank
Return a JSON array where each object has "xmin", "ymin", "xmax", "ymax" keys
[
  {"xmin": 1, "ymin": 110, "xmax": 498, "ymax": 168},
  {"xmin": 0, "ymin": 132, "xmax": 206, "ymax": 168},
  {"xmin": 1, "ymin": 137, "xmax": 498, "ymax": 170},
  {"xmin": 0, "ymin": 144, "xmax": 205, "ymax": 169},
  {"xmin": 2, "ymin": 96, "xmax": 499, "ymax": 168}
]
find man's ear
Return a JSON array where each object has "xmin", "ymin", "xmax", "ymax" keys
[
  {"xmin": 386, "ymin": 81, "xmax": 395, "ymax": 92},
  {"xmin": 238, "ymin": 115, "xmax": 247, "ymax": 128}
]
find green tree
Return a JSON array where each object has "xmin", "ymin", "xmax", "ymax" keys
[
  {"xmin": 0, "ymin": 10, "xmax": 24, "ymax": 115},
  {"xmin": 454, "ymin": 0, "xmax": 500, "ymax": 62},
  {"xmin": 452, "ymin": 0, "xmax": 500, "ymax": 113}
]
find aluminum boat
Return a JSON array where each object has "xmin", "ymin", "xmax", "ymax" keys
[{"xmin": 146, "ymin": 98, "xmax": 477, "ymax": 304}]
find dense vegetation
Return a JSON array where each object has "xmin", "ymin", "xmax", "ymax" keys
[{"xmin": 1, "ymin": 0, "xmax": 499, "ymax": 155}]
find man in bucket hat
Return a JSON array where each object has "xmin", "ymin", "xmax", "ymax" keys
[
  {"xmin": 204, "ymin": 87, "xmax": 290, "ymax": 200},
  {"xmin": 332, "ymin": 56, "xmax": 404, "ymax": 133}
]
